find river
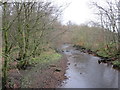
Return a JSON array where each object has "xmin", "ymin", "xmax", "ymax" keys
[{"xmin": 59, "ymin": 44, "xmax": 119, "ymax": 88}]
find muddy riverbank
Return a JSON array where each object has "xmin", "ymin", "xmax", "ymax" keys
[{"xmin": 7, "ymin": 53, "xmax": 68, "ymax": 88}]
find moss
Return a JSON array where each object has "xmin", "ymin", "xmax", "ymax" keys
[
  {"xmin": 97, "ymin": 50, "xmax": 110, "ymax": 57},
  {"xmin": 112, "ymin": 61, "xmax": 120, "ymax": 68}
]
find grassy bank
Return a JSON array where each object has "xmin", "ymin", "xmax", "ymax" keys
[{"xmin": 73, "ymin": 44, "xmax": 120, "ymax": 69}]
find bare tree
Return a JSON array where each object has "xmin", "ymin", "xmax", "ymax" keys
[
  {"xmin": 91, "ymin": 0, "xmax": 120, "ymax": 57},
  {"xmin": 1, "ymin": 1, "xmax": 63, "ymax": 88}
]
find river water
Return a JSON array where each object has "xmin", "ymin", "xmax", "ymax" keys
[{"xmin": 59, "ymin": 44, "xmax": 119, "ymax": 88}]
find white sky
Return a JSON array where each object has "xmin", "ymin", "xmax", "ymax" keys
[
  {"xmin": 51, "ymin": 0, "xmax": 118, "ymax": 25},
  {"xmin": 60, "ymin": 0, "xmax": 96, "ymax": 25},
  {"xmin": 51, "ymin": 0, "xmax": 98, "ymax": 25}
]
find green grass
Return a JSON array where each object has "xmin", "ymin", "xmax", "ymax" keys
[{"xmin": 30, "ymin": 49, "xmax": 62, "ymax": 65}]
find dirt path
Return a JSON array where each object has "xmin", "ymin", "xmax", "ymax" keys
[{"xmin": 40, "ymin": 54, "xmax": 68, "ymax": 88}]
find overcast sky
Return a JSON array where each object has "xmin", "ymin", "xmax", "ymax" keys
[
  {"xmin": 51, "ymin": 0, "xmax": 98, "ymax": 25},
  {"xmin": 61, "ymin": 0, "xmax": 96, "ymax": 25},
  {"xmin": 51, "ymin": 0, "xmax": 118, "ymax": 25}
]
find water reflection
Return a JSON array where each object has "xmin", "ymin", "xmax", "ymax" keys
[{"xmin": 60, "ymin": 44, "xmax": 118, "ymax": 88}]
